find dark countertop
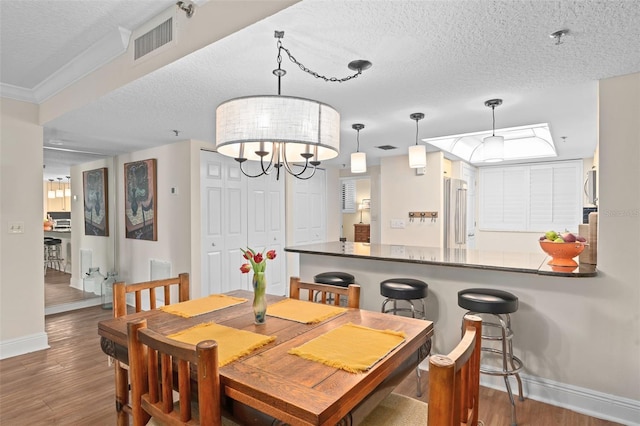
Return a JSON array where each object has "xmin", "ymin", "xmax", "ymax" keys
[{"xmin": 285, "ymin": 242, "xmax": 597, "ymax": 277}]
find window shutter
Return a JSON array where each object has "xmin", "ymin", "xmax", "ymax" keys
[
  {"xmin": 480, "ymin": 160, "xmax": 582, "ymax": 232},
  {"xmin": 341, "ymin": 180, "xmax": 356, "ymax": 213}
]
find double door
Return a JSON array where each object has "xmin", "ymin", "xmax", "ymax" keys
[{"xmin": 200, "ymin": 151, "xmax": 286, "ymax": 296}]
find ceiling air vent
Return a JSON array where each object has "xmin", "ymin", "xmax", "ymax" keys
[
  {"xmin": 376, "ymin": 145, "xmax": 397, "ymax": 151},
  {"xmin": 134, "ymin": 17, "xmax": 173, "ymax": 60}
]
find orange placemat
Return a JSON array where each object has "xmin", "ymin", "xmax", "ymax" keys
[
  {"xmin": 288, "ymin": 323, "xmax": 406, "ymax": 373},
  {"xmin": 167, "ymin": 322, "xmax": 275, "ymax": 366},
  {"xmin": 267, "ymin": 298, "xmax": 347, "ymax": 324},
  {"xmin": 159, "ymin": 294, "xmax": 247, "ymax": 318}
]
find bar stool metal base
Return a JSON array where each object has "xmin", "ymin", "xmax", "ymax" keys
[
  {"xmin": 466, "ymin": 311, "xmax": 524, "ymax": 426},
  {"xmin": 381, "ymin": 298, "xmax": 426, "ymax": 319}
]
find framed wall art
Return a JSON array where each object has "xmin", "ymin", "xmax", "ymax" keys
[
  {"xmin": 83, "ymin": 167, "xmax": 109, "ymax": 236},
  {"xmin": 124, "ymin": 159, "xmax": 157, "ymax": 241}
]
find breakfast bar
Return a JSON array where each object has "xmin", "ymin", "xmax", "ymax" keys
[{"xmin": 285, "ymin": 241, "xmax": 601, "ymax": 400}]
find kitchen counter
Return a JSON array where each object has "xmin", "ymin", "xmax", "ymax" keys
[{"xmin": 285, "ymin": 241, "xmax": 597, "ymax": 277}]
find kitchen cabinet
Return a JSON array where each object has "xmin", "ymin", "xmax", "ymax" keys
[{"xmin": 354, "ymin": 224, "xmax": 370, "ymax": 243}]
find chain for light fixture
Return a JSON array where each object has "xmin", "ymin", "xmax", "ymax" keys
[
  {"xmin": 217, "ymin": 30, "xmax": 372, "ymax": 181},
  {"xmin": 275, "ymin": 31, "xmax": 372, "ymax": 84}
]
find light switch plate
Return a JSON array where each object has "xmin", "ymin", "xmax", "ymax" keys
[
  {"xmin": 9, "ymin": 221, "xmax": 24, "ymax": 233},
  {"xmin": 391, "ymin": 219, "xmax": 405, "ymax": 229}
]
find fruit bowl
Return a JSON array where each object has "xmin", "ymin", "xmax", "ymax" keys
[{"xmin": 539, "ymin": 241, "xmax": 585, "ymax": 267}]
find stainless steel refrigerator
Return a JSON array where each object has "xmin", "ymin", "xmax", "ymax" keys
[{"xmin": 443, "ymin": 177, "xmax": 468, "ymax": 249}]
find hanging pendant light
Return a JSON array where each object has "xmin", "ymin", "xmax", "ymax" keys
[
  {"xmin": 47, "ymin": 179, "xmax": 56, "ymax": 199},
  {"xmin": 483, "ymin": 99, "xmax": 504, "ymax": 162},
  {"xmin": 350, "ymin": 124, "xmax": 367, "ymax": 173},
  {"xmin": 65, "ymin": 176, "xmax": 71, "ymax": 197},
  {"xmin": 56, "ymin": 177, "xmax": 64, "ymax": 198},
  {"xmin": 215, "ymin": 31, "xmax": 371, "ymax": 180},
  {"xmin": 408, "ymin": 113, "xmax": 426, "ymax": 168}
]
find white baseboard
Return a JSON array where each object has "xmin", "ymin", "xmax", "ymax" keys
[
  {"xmin": 0, "ymin": 332, "xmax": 49, "ymax": 360},
  {"xmin": 44, "ymin": 296, "xmax": 102, "ymax": 315},
  {"xmin": 480, "ymin": 373, "xmax": 640, "ymax": 426}
]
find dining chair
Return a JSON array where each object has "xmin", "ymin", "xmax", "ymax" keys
[
  {"xmin": 360, "ymin": 314, "xmax": 483, "ymax": 426},
  {"xmin": 112, "ymin": 273, "xmax": 191, "ymax": 426},
  {"xmin": 127, "ymin": 318, "xmax": 234, "ymax": 426},
  {"xmin": 289, "ymin": 276, "xmax": 361, "ymax": 308}
]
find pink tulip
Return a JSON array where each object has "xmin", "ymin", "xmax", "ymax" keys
[
  {"xmin": 243, "ymin": 251, "xmax": 253, "ymax": 260},
  {"xmin": 240, "ymin": 263, "xmax": 251, "ymax": 273},
  {"xmin": 266, "ymin": 250, "xmax": 277, "ymax": 260},
  {"xmin": 253, "ymin": 253, "xmax": 264, "ymax": 263}
]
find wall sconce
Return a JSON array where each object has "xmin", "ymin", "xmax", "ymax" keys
[{"xmin": 408, "ymin": 113, "xmax": 426, "ymax": 168}]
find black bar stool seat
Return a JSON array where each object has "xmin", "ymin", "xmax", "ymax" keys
[
  {"xmin": 313, "ymin": 272, "xmax": 355, "ymax": 304},
  {"xmin": 381, "ymin": 278, "xmax": 428, "ymax": 301},
  {"xmin": 313, "ymin": 271, "xmax": 355, "ymax": 287},
  {"xmin": 458, "ymin": 288, "xmax": 518, "ymax": 314}
]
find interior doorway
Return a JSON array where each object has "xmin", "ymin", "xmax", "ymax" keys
[{"xmin": 340, "ymin": 177, "xmax": 371, "ymax": 242}]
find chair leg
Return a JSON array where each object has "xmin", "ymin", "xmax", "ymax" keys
[
  {"xmin": 115, "ymin": 361, "xmax": 129, "ymax": 426},
  {"xmin": 415, "ymin": 365, "xmax": 422, "ymax": 397}
]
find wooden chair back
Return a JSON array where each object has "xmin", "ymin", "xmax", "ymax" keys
[
  {"xmin": 112, "ymin": 273, "xmax": 190, "ymax": 426},
  {"xmin": 127, "ymin": 318, "xmax": 222, "ymax": 426},
  {"xmin": 289, "ymin": 276, "xmax": 360, "ymax": 309},
  {"xmin": 428, "ymin": 314, "xmax": 482, "ymax": 426},
  {"xmin": 113, "ymin": 272, "xmax": 190, "ymax": 318}
]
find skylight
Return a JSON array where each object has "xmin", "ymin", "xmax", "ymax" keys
[{"xmin": 423, "ymin": 123, "xmax": 557, "ymax": 165}]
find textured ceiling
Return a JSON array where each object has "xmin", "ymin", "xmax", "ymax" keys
[{"xmin": 2, "ymin": 0, "xmax": 639, "ymax": 180}]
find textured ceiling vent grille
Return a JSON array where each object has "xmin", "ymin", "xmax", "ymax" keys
[
  {"xmin": 134, "ymin": 17, "xmax": 173, "ymax": 60},
  {"xmin": 376, "ymin": 145, "xmax": 397, "ymax": 150}
]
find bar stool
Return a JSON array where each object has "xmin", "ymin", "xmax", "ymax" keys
[
  {"xmin": 380, "ymin": 277, "xmax": 428, "ymax": 397},
  {"xmin": 380, "ymin": 278, "xmax": 428, "ymax": 319},
  {"xmin": 313, "ymin": 271, "xmax": 355, "ymax": 304},
  {"xmin": 458, "ymin": 288, "xmax": 524, "ymax": 426},
  {"xmin": 44, "ymin": 238, "xmax": 63, "ymax": 272}
]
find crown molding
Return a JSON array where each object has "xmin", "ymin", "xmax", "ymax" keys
[{"xmin": 1, "ymin": 26, "xmax": 132, "ymax": 105}]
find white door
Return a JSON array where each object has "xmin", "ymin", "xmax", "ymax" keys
[
  {"xmin": 461, "ymin": 163, "xmax": 477, "ymax": 249},
  {"xmin": 292, "ymin": 168, "xmax": 327, "ymax": 244},
  {"xmin": 246, "ymin": 164, "xmax": 286, "ymax": 296},
  {"xmin": 200, "ymin": 151, "xmax": 247, "ymax": 296}
]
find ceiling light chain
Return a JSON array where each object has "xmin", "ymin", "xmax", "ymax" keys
[{"xmin": 275, "ymin": 31, "xmax": 372, "ymax": 83}]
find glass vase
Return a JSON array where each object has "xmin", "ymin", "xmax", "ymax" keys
[{"xmin": 252, "ymin": 272, "xmax": 267, "ymax": 324}]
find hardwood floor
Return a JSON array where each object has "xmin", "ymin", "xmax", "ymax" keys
[
  {"xmin": 45, "ymin": 267, "xmax": 99, "ymax": 307},
  {"xmin": 0, "ymin": 306, "xmax": 623, "ymax": 425}
]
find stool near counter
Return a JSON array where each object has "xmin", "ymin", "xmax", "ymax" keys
[
  {"xmin": 44, "ymin": 238, "xmax": 64, "ymax": 273},
  {"xmin": 313, "ymin": 271, "xmax": 355, "ymax": 305},
  {"xmin": 380, "ymin": 278, "xmax": 428, "ymax": 319},
  {"xmin": 380, "ymin": 277, "xmax": 429, "ymax": 397},
  {"xmin": 458, "ymin": 288, "xmax": 524, "ymax": 426}
]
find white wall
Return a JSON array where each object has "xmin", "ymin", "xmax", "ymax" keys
[
  {"xmin": 115, "ymin": 141, "xmax": 192, "ymax": 285},
  {"xmin": 380, "ymin": 152, "xmax": 443, "ymax": 246},
  {"xmin": 0, "ymin": 98, "xmax": 48, "ymax": 358}
]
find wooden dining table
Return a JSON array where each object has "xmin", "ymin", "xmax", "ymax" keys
[{"xmin": 98, "ymin": 290, "xmax": 433, "ymax": 426}]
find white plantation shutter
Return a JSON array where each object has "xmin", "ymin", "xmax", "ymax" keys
[
  {"xmin": 480, "ymin": 160, "xmax": 582, "ymax": 232},
  {"xmin": 341, "ymin": 179, "xmax": 356, "ymax": 213}
]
